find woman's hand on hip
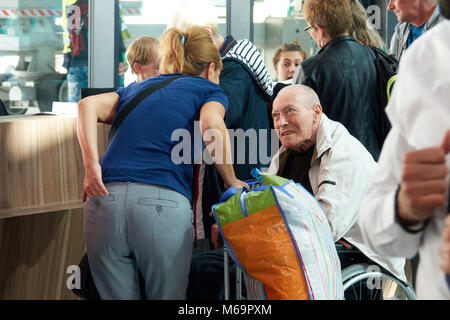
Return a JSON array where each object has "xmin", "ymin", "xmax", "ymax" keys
[{"xmin": 82, "ymin": 162, "xmax": 109, "ymax": 202}]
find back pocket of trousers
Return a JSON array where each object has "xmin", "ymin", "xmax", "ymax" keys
[{"xmin": 137, "ymin": 198, "xmax": 178, "ymax": 208}]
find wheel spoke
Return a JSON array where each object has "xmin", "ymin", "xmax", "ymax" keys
[{"xmin": 342, "ymin": 264, "xmax": 416, "ymax": 300}]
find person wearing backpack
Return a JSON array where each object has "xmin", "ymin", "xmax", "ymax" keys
[{"xmin": 293, "ymin": 0, "xmax": 381, "ymax": 160}]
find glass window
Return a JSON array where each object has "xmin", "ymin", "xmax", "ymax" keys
[
  {"xmin": 253, "ymin": 0, "xmax": 318, "ymax": 82},
  {"xmin": 119, "ymin": 0, "xmax": 227, "ymax": 85},
  {"xmin": 0, "ymin": 0, "xmax": 83, "ymax": 114}
]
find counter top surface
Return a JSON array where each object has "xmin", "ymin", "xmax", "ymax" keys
[{"xmin": 0, "ymin": 113, "xmax": 77, "ymax": 123}]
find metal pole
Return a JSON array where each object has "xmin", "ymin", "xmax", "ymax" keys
[
  {"xmin": 88, "ymin": 0, "xmax": 117, "ymax": 88},
  {"xmin": 224, "ymin": 245, "xmax": 230, "ymax": 300},
  {"xmin": 236, "ymin": 264, "xmax": 242, "ymax": 300},
  {"xmin": 226, "ymin": 0, "xmax": 254, "ymax": 41}
]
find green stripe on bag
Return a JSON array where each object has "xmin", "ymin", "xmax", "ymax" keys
[
  {"xmin": 262, "ymin": 174, "xmax": 289, "ymax": 186},
  {"xmin": 214, "ymin": 191, "xmax": 245, "ymax": 226},
  {"xmin": 245, "ymin": 188, "xmax": 277, "ymax": 216}
]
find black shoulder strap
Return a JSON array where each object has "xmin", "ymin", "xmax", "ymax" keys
[{"xmin": 108, "ymin": 75, "xmax": 187, "ymax": 143}]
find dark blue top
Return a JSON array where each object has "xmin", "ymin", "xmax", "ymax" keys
[{"xmin": 100, "ymin": 73, "xmax": 228, "ymax": 201}]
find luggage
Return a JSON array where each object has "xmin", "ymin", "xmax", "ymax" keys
[{"xmin": 213, "ymin": 171, "xmax": 343, "ymax": 300}]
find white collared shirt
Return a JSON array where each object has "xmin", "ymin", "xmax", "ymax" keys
[{"xmin": 358, "ymin": 20, "xmax": 450, "ymax": 300}]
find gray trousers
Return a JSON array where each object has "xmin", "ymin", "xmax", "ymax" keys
[{"xmin": 84, "ymin": 182, "xmax": 194, "ymax": 299}]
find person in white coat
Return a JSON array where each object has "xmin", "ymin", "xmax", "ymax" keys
[
  {"xmin": 268, "ymin": 85, "xmax": 407, "ymax": 290},
  {"xmin": 358, "ymin": 4, "xmax": 450, "ymax": 298}
]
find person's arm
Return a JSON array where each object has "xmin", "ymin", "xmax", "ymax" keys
[
  {"xmin": 361, "ymin": 129, "xmax": 449, "ymax": 259},
  {"xmin": 358, "ymin": 127, "xmax": 442, "ymax": 258},
  {"xmin": 77, "ymin": 92, "xmax": 119, "ymax": 201},
  {"xmin": 199, "ymin": 101, "xmax": 248, "ymax": 190},
  {"xmin": 200, "ymin": 100, "xmax": 249, "ymax": 250},
  {"xmin": 313, "ymin": 143, "xmax": 376, "ymax": 242}
]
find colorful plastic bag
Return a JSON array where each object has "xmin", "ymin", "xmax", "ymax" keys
[{"xmin": 212, "ymin": 173, "xmax": 343, "ymax": 300}]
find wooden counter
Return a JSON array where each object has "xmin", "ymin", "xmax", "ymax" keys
[{"xmin": 0, "ymin": 114, "xmax": 109, "ymax": 299}]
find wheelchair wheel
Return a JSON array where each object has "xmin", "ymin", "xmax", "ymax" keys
[{"xmin": 342, "ymin": 263, "xmax": 416, "ymax": 300}]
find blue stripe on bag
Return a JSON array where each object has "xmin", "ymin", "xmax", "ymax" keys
[
  {"xmin": 218, "ymin": 179, "xmax": 257, "ymax": 203},
  {"xmin": 211, "ymin": 203, "xmax": 248, "ymax": 275}
]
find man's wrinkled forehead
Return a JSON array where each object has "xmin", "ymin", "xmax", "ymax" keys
[{"xmin": 273, "ymin": 91, "xmax": 300, "ymax": 112}]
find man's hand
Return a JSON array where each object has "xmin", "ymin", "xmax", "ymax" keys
[
  {"xmin": 82, "ymin": 162, "xmax": 109, "ymax": 202},
  {"xmin": 440, "ymin": 215, "xmax": 450, "ymax": 274},
  {"xmin": 397, "ymin": 130, "xmax": 450, "ymax": 226}
]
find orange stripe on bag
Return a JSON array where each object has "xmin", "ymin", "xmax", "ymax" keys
[{"xmin": 221, "ymin": 205, "xmax": 309, "ymax": 300}]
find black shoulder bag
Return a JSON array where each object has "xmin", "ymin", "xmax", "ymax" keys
[
  {"xmin": 73, "ymin": 74, "xmax": 187, "ymax": 300},
  {"xmin": 108, "ymin": 74, "xmax": 187, "ymax": 143},
  {"xmin": 367, "ymin": 46, "xmax": 399, "ymax": 149}
]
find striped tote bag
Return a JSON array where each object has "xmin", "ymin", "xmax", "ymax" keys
[{"xmin": 212, "ymin": 174, "xmax": 343, "ymax": 300}]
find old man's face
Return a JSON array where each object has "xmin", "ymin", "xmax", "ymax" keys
[{"xmin": 272, "ymin": 91, "xmax": 316, "ymax": 152}]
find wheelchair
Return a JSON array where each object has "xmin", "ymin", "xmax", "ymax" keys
[
  {"xmin": 224, "ymin": 243, "xmax": 416, "ymax": 300},
  {"xmin": 336, "ymin": 243, "xmax": 416, "ymax": 300}
]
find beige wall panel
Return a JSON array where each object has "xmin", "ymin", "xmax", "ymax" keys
[{"xmin": 0, "ymin": 115, "xmax": 108, "ymax": 299}]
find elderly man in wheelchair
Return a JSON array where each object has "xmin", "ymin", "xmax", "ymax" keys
[{"xmin": 266, "ymin": 85, "xmax": 414, "ymax": 300}]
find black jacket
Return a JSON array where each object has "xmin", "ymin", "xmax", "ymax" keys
[{"xmin": 294, "ymin": 35, "xmax": 380, "ymax": 160}]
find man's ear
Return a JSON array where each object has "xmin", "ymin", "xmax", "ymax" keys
[{"xmin": 312, "ymin": 104, "xmax": 322, "ymax": 121}]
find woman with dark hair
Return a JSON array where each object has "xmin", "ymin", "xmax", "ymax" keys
[{"xmin": 293, "ymin": 0, "xmax": 381, "ymax": 160}]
